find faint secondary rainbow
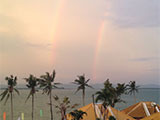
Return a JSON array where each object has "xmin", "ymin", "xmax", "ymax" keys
[
  {"xmin": 92, "ymin": 21, "xmax": 105, "ymax": 82},
  {"xmin": 50, "ymin": 0, "xmax": 66, "ymax": 63}
]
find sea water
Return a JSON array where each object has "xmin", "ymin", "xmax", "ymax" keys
[{"xmin": 0, "ymin": 88, "xmax": 159, "ymax": 120}]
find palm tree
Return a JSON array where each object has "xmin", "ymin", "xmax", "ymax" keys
[
  {"xmin": 95, "ymin": 88, "xmax": 111, "ymax": 120},
  {"xmin": 111, "ymin": 83, "xmax": 127, "ymax": 107},
  {"xmin": 73, "ymin": 74, "xmax": 93, "ymax": 106},
  {"xmin": 39, "ymin": 70, "xmax": 60, "ymax": 120},
  {"xmin": 53, "ymin": 95, "xmax": 79, "ymax": 120},
  {"xmin": 69, "ymin": 110, "xmax": 87, "ymax": 120},
  {"xmin": 95, "ymin": 79, "xmax": 127, "ymax": 119},
  {"xmin": 0, "ymin": 75, "xmax": 19, "ymax": 120},
  {"xmin": 127, "ymin": 81, "xmax": 139, "ymax": 103},
  {"xmin": 24, "ymin": 74, "xmax": 38, "ymax": 120}
]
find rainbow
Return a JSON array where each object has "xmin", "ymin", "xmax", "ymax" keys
[
  {"xmin": 50, "ymin": 0, "xmax": 66, "ymax": 63},
  {"xmin": 92, "ymin": 21, "xmax": 105, "ymax": 82}
]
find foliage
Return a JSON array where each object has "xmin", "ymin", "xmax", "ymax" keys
[
  {"xmin": 0, "ymin": 75, "xmax": 19, "ymax": 120},
  {"xmin": 39, "ymin": 70, "xmax": 61, "ymax": 95},
  {"xmin": 0, "ymin": 75, "xmax": 19, "ymax": 104},
  {"xmin": 53, "ymin": 95, "xmax": 79, "ymax": 120},
  {"xmin": 96, "ymin": 79, "xmax": 127, "ymax": 108},
  {"xmin": 126, "ymin": 81, "xmax": 140, "ymax": 103},
  {"xmin": 24, "ymin": 74, "xmax": 39, "ymax": 120},
  {"xmin": 109, "ymin": 116, "xmax": 116, "ymax": 120},
  {"xmin": 73, "ymin": 74, "xmax": 93, "ymax": 105},
  {"xmin": 24, "ymin": 74, "xmax": 38, "ymax": 102},
  {"xmin": 69, "ymin": 110, "xmax": 87, "ymax": 120},
  {"xmin": 127, "ymin": 81, "xmax": 139, "ymax": 95},
  {"xmin": 95, "ymin": 79, "xmax": 127, "ymax": 120},
  {"xmin": 38, "ymin": 70, "xmax": 61, "ymax": 120}
]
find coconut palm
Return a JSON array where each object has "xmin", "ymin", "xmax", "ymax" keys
[
  {"xmin": 24, "ymin": 74, "xmax": 39, "ymax": 120},
  {"xmin": 95, "ymin": 79, "xmax": 126, "ymax": 119},
  {"xmin": 69, "ymin": 110, "xmax": 87, "ymax": 120},
  {"xmin": 111, "ymin": 83, "xmax": 127, "ymax": 107},
  {"xmin": 96, "ymin": 88, "xmax": 112, "ymax": 120},
  {"xmin": 127, "ymin": 81, "xmax": 139, "ymax": 103},
  {"xmin": 53, "ymin": 95, "xmax": 79, "ymax": 120},
  {"xmin": 39, "ymin": 70, "xmax": 60, "ymax": 120},
  {"xmin": 73, "ymin": 74, "xmax": 93, "ymax": 106},
  {"xmin": 0, "ymin": 75, "xmax": 19, "ymax": 120}
]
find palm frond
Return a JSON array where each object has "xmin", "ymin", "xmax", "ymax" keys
[
  {"xmin": 14, "ymin": 88, "xmax": 20, "ymax": 95},
  {"xmin": 25, "ymin": 91, "xmax": 32, "ymax": 103},
  {"xmin": 85, "ymin": 84, "xmax": 93, "ymax": 89},
  {"xmin": 0, "ymin": 89, "xmax": 9, "ymax": 101},
  {"xmin": 75, "ymin": 86, "xmax": 82, "ymax": 94},
  {"xmin": 4, "ymin": 93, "xmax": 10, "ymax": 105}
]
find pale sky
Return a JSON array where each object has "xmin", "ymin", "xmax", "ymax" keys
[{"xmin": 0, "ymin": 0, "xmax": 159, "ymax": 85}]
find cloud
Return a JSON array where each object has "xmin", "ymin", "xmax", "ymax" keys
[
  {"xmin": 0, "ymin": 33, "xmax": 53, "ymax": 54},
  {"xmin": 25, "ymin": 42, "xmax": 52, "ymax": 49},
  {"xmin": 130, "ymin": 57, "xmax": 159, "ymax": 62},
  {"xmin": 105, "ymin": 0, "xmax": 160, "ymax": 28}
]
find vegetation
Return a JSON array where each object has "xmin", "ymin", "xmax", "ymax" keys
[
  {"xmin": 109, "ymin": 116, "xmax": 116, "ymax": 120},
  {"xmin": 24, "ymin": 74, "xmax": 39, "ymax": 120},
  {"xmin": 69, "ymin": 109, "xmax": 87, "ymax": 120},
  {"xmin": 0, "ymin": 73, "xmax": 141, "ymax": 120},
  {"xmin": 95, "ymin": 79, "xmax": 126, "ymax": 120},
  {"xmin": 53, "ymin": 95, "xmax": 79, "ymax": 120},
  {"xmin": 0, "ymin": 75, "xmax": 20, "ymax": 120},
  {"xmin": 127, "ymin": 81, "xmax": 139, "ymax": 103},
  {"xmin": 73, "ymin": 74, "xmax": 93, "ymax": 106},
  {"xmin": 38, "ymin": 70, "xmax": 61, "ymax": 120}
]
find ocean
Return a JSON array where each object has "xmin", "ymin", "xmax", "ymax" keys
[{"xmin": 0, "ymin": 88, "xmax": 160, "ymax": 120}]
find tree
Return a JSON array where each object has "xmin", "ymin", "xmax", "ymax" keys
[
  {"xmin": 103, "ymin": 79, "xmax": 126, "ymax": 107},
  {"xmin": 24, "ymin": 74, "xmax": 39, "ymax": 120},
  {"xmin": 96, "ymin": 87, "xmax": 111, "ymax": 120},
  {"xmin": 73, "ymin": 74, "xmax": 93, "ymax": 106},
  {"xmin": 69, "ymin": 110, "xmax": 87, "ymax": 120},
  {"xmin": 111, "ymin": 83, "xmax": 127, "ymax": 107},
  {"xmin": 53, "ymin": 95, "xmax": 79, "ymax": 120},
  {"xmin": 39, "ymin": 70, "xmax": 60, "ymax": 120},
  {"xmin": 127, "ymin": 81, "xmax": 139, "ymax": 103},
  {"xmin": 95, "ymin": 79, "xmax": 126, "ymax": 120},
  {"xmin": 0, "ymin": 75, "xmax": 20, "ymax": 120},
  {"xmin": 109, "ymin": 116, "xmax": 116, "ymax": 120}
]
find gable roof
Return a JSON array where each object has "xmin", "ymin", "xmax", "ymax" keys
[
  {"xmin": 67, "ymin": 103, "xmax": 135, "ymax": 120},
  {"xmin": 122, "ymin": 101, "xmax": 160, "ymax": 119}
]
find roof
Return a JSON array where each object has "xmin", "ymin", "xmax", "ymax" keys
[
  {"xmin": 108, "ymin": 107, "xmax": 135, "ymax": 120},
  {"xmin": 67, "ymin": 103, "xmax": 135, "ymax": 120},
  {"xmin": 67, "ymin": 103, "xmax": 96, "ymax": 120},
  {"xmin": 122, "ymin": 101, "xmax": 160, "ymax": 119},
  {"xmin": 141, "ymin": 112, "xmax": 160, "ymax": 120}
]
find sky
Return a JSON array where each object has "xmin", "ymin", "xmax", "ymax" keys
[{"xmin": 0, "ymin": 0, "xmax": 159, "ymax": 85}]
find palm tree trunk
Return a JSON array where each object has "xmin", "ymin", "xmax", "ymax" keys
[
  {"xmin": 11, "ymin": 92, "xmax": 13, "ymax": 120},
  {"xmin": 106, "ymin": 109, "xmax": 109, "ymax": 120},
  {"xmin": 61, "ymin": 110, "xmax": 65, "ymax": 120},
  {"xmin": 103, "ymin": 108, "xmax": 108, "ymax": 120},
  {"xmin": 50, "ymin": 89, "xmax": 53, "ymax": 120},
  {"xmin": 103, "ymin": 112, "xmax": 105, "ymax": 120},
  {"xmin": 82, "ymin": 89, "xmax": 85, "ymax": 106},
  {"xmin": 32, "ymin": 94, "xmax": 34, "ymax": 120}
]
